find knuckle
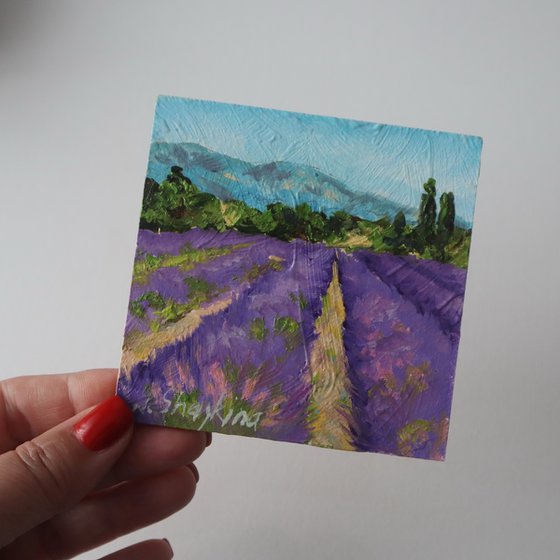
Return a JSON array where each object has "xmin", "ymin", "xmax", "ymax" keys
[{"xmin": 14, "ymin": 439, "xmax": 69, "ymax": 510}]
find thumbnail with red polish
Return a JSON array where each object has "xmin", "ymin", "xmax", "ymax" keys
[{"xmin": 73, "ymin": 396, "xmax": 134, "ymax": 451}]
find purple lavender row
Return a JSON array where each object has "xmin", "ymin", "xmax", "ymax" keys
[
  {"xmin": 125, "ymin": 237, "xmax": 280, "ymax": 337},
  {"xmin": 353, "ymin": 250, "xmax": 467, "ymax": 340},
  {"xmin": 135, "ymin": 228, "xmax": 266, "ymax": 256},
  {"xmin": 119, "ymin": 236, "xmax": 336, "ymax": 444},
  {"xmin": 337, "ymin": 251, "xmax": 458, "ymax": 459}
]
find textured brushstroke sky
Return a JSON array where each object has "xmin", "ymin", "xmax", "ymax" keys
[{"xmin": 152, "ymin": 96, "xmax": 482, "ymax": 226}]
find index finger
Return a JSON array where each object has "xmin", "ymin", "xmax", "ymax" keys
[{"xmin": 0, "ymin": 368, "xmax": 117, "ymax": 452}]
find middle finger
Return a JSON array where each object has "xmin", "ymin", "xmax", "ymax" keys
[{"xmin": 99, "ymin": 424, "xmax": 208, "ymax": 488}]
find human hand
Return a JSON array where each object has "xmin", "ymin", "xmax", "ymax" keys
[{"xmin": 0, "ymin": 368, "xmax": 209, "ymax": 559}]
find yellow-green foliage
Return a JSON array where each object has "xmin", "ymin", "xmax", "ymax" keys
[
  {"xmin": 133, "ymin": 243, "xmax": 248, "ymax": 284},
  {"xmin": 397, "ymin": 419, "xmax": 433, "ymax": 456},
  {"xmin": 249, "ymin": 317, "xmax": 268, "ymax": 341}
]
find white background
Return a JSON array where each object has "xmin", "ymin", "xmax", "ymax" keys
[{"xmin": 1, "ymin": 1, "xmax": 559, "ymax": 558}]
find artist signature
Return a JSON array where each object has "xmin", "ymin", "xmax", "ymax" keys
[{"xmin": 146, "ymin": 392, "xmax": 263, "ymax": 431}]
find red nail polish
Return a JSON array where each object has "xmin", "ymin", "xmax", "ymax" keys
[
  {"xmin": 206, "ymin": 432, "xmax": 212, "ymax": 447},
  {"xmin": 73, "ymin": 396, "xmax": 133, "ymax": 451}
]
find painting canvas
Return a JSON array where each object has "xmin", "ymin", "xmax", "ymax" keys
[{"xmin": 117, "ymin": 97, "xmax": 482, "ymax": 460}]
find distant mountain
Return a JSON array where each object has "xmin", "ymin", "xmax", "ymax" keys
[{"xmin": 147, "ymin": 142, "xmax": 417, "ymax": 224}]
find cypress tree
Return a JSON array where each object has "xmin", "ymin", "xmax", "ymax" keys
[
  {"xmin": 437, "ymin": 191, "xmax": 455, "ymax": 238},
  {"xmin": 417, "ymin": 178, "xmax": 437, "ymax": 245},
  {"xmin": 393, "ymin": 211, "xmax": 406, "ymax": 236}
]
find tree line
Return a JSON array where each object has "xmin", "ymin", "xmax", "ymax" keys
[{"xmin": 140, "ymin": 166, "xmax": 470, "ymax": 266}]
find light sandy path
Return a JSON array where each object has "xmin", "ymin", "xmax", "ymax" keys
[
  {"xmin": 307, "ymin": 259, "xmax": 355, "ymax": 450},
  {"xmin": 120, "ymin": 294, "xmax": 234, "ymax": 376}
]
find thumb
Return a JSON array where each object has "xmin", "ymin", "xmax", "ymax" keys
[{"xmin": 0, "ymin": 395, "xmax": 134, "ymax": 548}]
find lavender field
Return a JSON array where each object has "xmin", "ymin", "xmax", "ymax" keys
[{"xmin": 118, "ymin": 227, "xmax": 466, "ymax": 460}]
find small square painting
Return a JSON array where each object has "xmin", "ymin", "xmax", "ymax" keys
[{"xmin": 117, "ymin": 97, "xmax": 482, "ymax": 460}]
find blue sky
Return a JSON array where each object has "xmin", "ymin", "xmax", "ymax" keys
[{"xmin": 152, "ymin": 96, "xmax": 482, "ymax": 226}]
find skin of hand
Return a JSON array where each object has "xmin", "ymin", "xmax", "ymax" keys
[{"xmin": 0, "ymin": 368, "xmax": 211, "ymax": 559}]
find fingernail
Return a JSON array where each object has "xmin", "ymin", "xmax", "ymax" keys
[
  {"xmin": 73, "ymin": 396, "xmax": 133, "ymax": 451},
  {"xmin": 188, "ymin": 463, "xmax": 200, "ymax": 482},
  {"xmin": 206, "ymin": 431, "xmax": 212, "ymax": 447},
  {"xmin": 163, "ymin": 538, "xmax": 174, "ymax": 556}
]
